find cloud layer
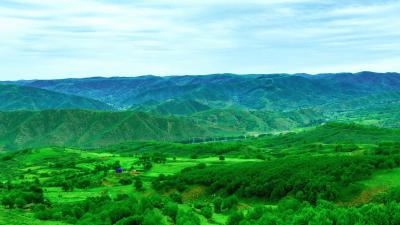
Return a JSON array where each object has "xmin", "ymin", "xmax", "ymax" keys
[{"xmin": 1, "ymin": 0, "xmax": 400, "ymax": 79}]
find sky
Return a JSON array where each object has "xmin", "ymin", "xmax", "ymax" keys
[{"xmin": 0, "ymin": 0, "xmax": 400, "ymax": 80}]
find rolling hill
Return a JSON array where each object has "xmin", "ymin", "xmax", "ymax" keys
[
  {"xmin": 0, "ymin": 108, "xmax": 331, "ymax": 150},
  {"xmin": 132, "ymin": 99, "xmax": 211, "ymax": 115},
  {"xmin": 0, "ymin": 110, "xmax": 213, "ymax": 150},
  {"xmin": 0, "ymin": 84, "xmax": 113, "ymax": 111},
  {"xmin": 191, "ymin": 108, "xmax": 324, "ymax": 133}
]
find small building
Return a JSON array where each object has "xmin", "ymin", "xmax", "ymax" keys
[{"xmin": 115, "ymin": 168, "xmax": 123, "ymax": 173}]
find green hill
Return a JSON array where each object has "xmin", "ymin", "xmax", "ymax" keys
[
  {"xmin": 258, "ymin": 122, "xmax": 400, "ymax": 150},
  {"xmin": 0, "ymin": 110, "xmax": 212, "ymax": 150},
  {"xmin": 192, "ymin": 108, "xmax": 324, "ymax": 133},
  {"xmin": 0, "ymin": 108, "xmax": 329, "ymax": 150},
  {"xmin": 132, "ymin": 99, "xmax": 211, "ymax": 115},
  {"xmin": 0, "ymin": 85, "xmax": 113, "ymax": 111}
]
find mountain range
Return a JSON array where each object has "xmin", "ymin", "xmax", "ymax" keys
[
  {"xmin": 4, "ymin": 72, "xmax": 400, "ymax": 111},
  {"xmin": 1, "ymin": 71, "xmax": 400, "ymax": 149}
]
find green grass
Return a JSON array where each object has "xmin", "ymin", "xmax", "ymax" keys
[
  {"xmin": 361, "ymin": 168, "xmax": 400, "ymax": 189},
  {"xmin": 0, "ymin": 207, "xmax": 67, "ymax": 225}
]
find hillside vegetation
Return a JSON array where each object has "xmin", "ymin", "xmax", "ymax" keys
[
  {"xmin": 0, "ymin": 108, "xmax": 329, "ymax": 150},
  {"xmin": 2, "ymin": 123, "xmax": 400, "ymax": 224},
  {"xmin": 0, "ymin": 110, "xmax": 211, "ymax": 150},
  {"xmin": 0, "ymin": 85, "xmax": 112, "ymax": 111}
]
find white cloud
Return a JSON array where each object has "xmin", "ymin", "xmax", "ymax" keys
[{"xmin": 0, "ymin": 0, "xmax": 399, "ymax": 80}]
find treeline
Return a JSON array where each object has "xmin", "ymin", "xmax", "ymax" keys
[
  {"xmin": 154, "ymin": 155, "xmax": 400, "ymax": 203},
  {"xmin": 31, "ymin": 193, "xmax": 204, "ymax": 225},
  {"xmin": 225, "ymin": 197, "xmax": 400, "ymax": 225},
  {"xmin": 104, "ymin": 141, "xmax": 262, "ymax": 158},
  {"xmin": 0, "ymin": 179, "xmax": 45, "ymax": 209}
]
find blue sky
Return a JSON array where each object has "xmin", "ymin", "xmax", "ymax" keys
[{"xmin": 0, "ymin": 0, "xmax": 400, "ymax": 80}]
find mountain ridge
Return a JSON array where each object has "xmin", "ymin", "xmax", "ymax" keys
[
  {"xmin": 3, "ymin": 72, "xmax": 400, "ymax": 111},
  {"xmin": 0, "ymin": 84, "xmax": 113, "ymax": 111}
]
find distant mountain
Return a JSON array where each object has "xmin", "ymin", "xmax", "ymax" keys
[
  {"xmin": 132, "ymin": 99, "xmax": 211, "ymax": 115},
  {"xmin": 0, "ymin": 107, "xmax": 330, "ymax": 150},
  {"xmin": 0, "ymin": 110, "xmax": 212, "ymax": 150},
  {"xmin": 192, "ymin": 108, "xmax": 324, "ymax": 133},
  {"xmin": 0, "ymin": 85, "xmax": 113, "ymax": 111},
  {"xmin": 1, "ymin": 72, "xmax": 400, "ymax": 150},
  {"xmin": 5, "ymin": 72, "xmax": 400, "ymax": 111}
]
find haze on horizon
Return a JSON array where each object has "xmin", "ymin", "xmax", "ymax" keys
[{"xmin": 1, "ymin": 0, "xmax": 400, "ymax": 80}]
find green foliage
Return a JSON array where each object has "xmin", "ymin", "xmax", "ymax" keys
[
  {"xmin": 163, "ymin": 202, "xmax": 178, "ymax": 221},
  {"xmin": 158, "ymin": 155, "xmax": 391, "ymax": 203},
  {"xmin": 119, "ymin": 178, "xmax": 133, "ymax": 185},
  {"xmin": 200, "ymin": 205, "xmax": 213, "ymax": 219},
  {"xmin": 169, "ymin": 192, "xmax": 183, "ymax": 204},
  {"xmin": 0, "ymin": 110, "xmax": 211, "ymax": 150},
  {"xmin": 134, "ymin": 178, "xmax": 143, "ymax": 190},
  {"xmin": 233, "ymin": 198, "xmax": 400, "ymax": 225},
  {"xmin": 1, "ymin": 181, "xmax": 45, "ymax": 209},
  {"xmin": 143, "ymin": 209, "xmax": 167, "ymax": 225},
  {"xmin": 227, "ymin": 210, "xmax": 244, "ymax": 225},
  {"xmin": 223, "ymin": 195, "xmax": 239, "ymax": 210},
  {"xmin": 176, "ymin": 209, "xmax": 200, "ymax": 225}
]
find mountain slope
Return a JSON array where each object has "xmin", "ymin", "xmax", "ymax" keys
[
  {"xmin": 0, "ymin": 110, "xmax": 212, "ymax": 150},
  {"xmin": 132, "ymin": 99, "xmax": 211, "ymax": 115},
  {"xmin": 0, "ymin": 108, "xmax": 330, "ymax": 150},
  {"xmin": 0, "ymin": 85, "xmax": 113, "ymax": 111},
  {"xmin": 259, "ymin": 122, "xmax": 400, "ymax": 149},
  {"xmin": 192, "ymin": 108, "xmax": 324, "ymax": 133}
]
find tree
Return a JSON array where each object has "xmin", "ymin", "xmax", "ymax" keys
[
  {"xmin": 76, "ymin": 179, "xmax": 91, "ymax": 189},
  {"xmin": 176, "ymin": 209, "xmax": 200, "ymax": 225},
  {"xmin": 15, "ymin": 197, "xmax": 27, "ymax": 208},
  {"xmin": 213, "ymin": 197, "xmax": 223, "ymax": 213},
  {"xmin": 109, "ymin": 206, "xmax": 131, "ymax": 224},
  {"xmin": 135, "ymin": 178, "xmax": 143, "ymax": 190},
  {"xmin": 219, "ymin": 155, "xmax": 225, "ymax": 161},
  {"xmin": 170, "ymin": 192, "xmax": 183, "ymax": 204},
  {"xmin": 201, "ymin": 206, "xmax": 213, "ymax": 219},
  {"xmin": 119, "ymin": 178, "xmax": 133, "ymax": 185},
  {"xmin": 113, "ymin": 160, "xmax": 122, "ymax": 169},
  {"xmin": 144, "ymin": 162, "xmax": 153, "ymax": 171},
  {"xmin": 163, "ymin": 201, "xmax": 178, "ymax": 221},
  {"xmin": 227, "ymin": 211, "xmax": 244, "ymax": 225},
  {"xmin": 61, "ymin": 181, "xmax": 74, "ymax": 192},
  {"xmin": 143, "ymin": 209, "xmax": 167, "ymax": 225},
  {"xmin": 223, "ymin": 195, "xmax": 239, "ymax": 210},
  {"xmin": 2, "ymin": 195, "xmax": 15, "ymax": 208},
  {"xmin": 115, "ymin": 216, "xmax": 142, "ymax": 225}
]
